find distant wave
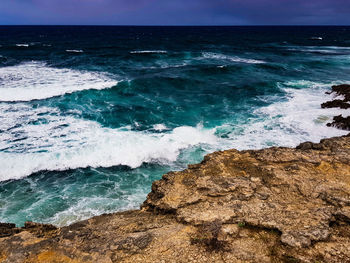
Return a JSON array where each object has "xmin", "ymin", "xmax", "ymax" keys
[
  {"xmin": 66, "ymin": 49, "xmax": 84, "ymax": 53},
  {"xmin": 310, "ymin": 37, "xmax": 323, "ymax": 40},
  {"xmin": 0, "ymin": 62, "xmax": 118, "ymax": 102},
  {"xmin": 130, "ymin": 50, "xmax": 167, "ymax": 54},
  {"xmin": 16, "ymin": 44, "xmax": 29, "ymax": 47},
  {"xmin": 202, "ymin": 52, "xmax": 265, "ymax": 64},
  {"xmin": 287, "ymin": 48, "xmax": 338, "ymax": 54},
  {"xmin": 286, "ymin": 45, "xmax": 350, "ymax": 55}
]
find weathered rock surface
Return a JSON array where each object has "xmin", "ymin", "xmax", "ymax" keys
[
  {"xmin": 1, "ymin": 134, "xmax": 350, "ymax": 262},
  {"xmin": 322, "ymin": 84, "xmax": 350, "ymax": 130}
]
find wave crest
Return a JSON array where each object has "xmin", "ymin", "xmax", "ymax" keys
[
  {"xmin": 0, "ymin": 103, "xmax": 217, "ymax": 181},
  {"xmin": 0, "ymin": 62, "xmax": 118, "ymax": 102},
  {"xmin": 202, "ymin": 52, "xmax": 265, "ymax": 64}
]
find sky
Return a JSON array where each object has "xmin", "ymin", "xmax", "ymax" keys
[{"xmin": 0, "ymin": 0, "xmax": 350, "ymax": 25}]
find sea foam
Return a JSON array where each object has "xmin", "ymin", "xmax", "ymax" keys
[
  {"xmin": 202, "ymin": 52, "xmax": 265, "ymax": 64},
  {"xmin": 0, "ymin": 103, "xmax": 218, "ymax": 181},
  {"xmin": 66, "ymin": 49, "xmax": 84, "ymax": 53},
  {"xmin": 130, "ymin": 50, "xmax": 167, "ymax": 54},
  {"xmin": 0, "ymin": 62, "xmax": 118, "ymax": 102},
  {"xmin": 219, "ymin": 80, "xmax": 349, "ymax": 150},
  {"xmin": 15, "ymin": 44, "xmax": 29, "ymax": 47}
]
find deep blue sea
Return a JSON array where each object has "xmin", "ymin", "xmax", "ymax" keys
[{"xmin": 0, "ymin": 26, "xmax": 349, "ymax": 226}]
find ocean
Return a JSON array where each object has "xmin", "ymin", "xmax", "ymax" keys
[{"xmin": 0, "ymin": 26, "xmax": 349, "ymax": 226}]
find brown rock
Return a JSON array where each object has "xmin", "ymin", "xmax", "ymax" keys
[
  {"xmin": 1, "ymin": 134, "xmax": 350, "ymax": 262},
  {"xmin": 0, "ymin": 223, "xmax": 21, "ymax": 238}
]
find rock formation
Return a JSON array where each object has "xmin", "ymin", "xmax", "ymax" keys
[
  {"xmin": 1, "ymin": 134, "xmax": 350, "ymax": 263},
  {"xmin": 322, "ymin": 84, "xmax": 350, "ymax": 130}
]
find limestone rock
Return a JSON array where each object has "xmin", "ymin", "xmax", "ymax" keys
[{"xmin": 1, "ymin": 134, "xmax": 350, "ymax": 262}]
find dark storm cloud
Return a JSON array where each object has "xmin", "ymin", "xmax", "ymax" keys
[{"xmin": 0, "ymin": 0, "xmax": 350, "ymax": 25}]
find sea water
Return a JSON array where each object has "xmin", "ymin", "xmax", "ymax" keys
[{"xmin": 0, "ymin": 26, "xmax": 349, "ymax": 226}]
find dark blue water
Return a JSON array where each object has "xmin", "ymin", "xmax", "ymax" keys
[{"xmin": 0, "ymin": 26, "xmax": 349, "ymax": 226}]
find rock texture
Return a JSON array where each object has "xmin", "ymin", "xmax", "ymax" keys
[
  {"xmin": 1, "ymin": 134, "xmax": 350, "ymax": 263},
  {"xmin": 322, "ymin": 84, "xmax": 350, "ymax": 130}
]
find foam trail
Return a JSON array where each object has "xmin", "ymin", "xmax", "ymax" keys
[
  {"xmin": 286, "ymin": 46, "xmax": 350, "ymax": 55},
  {"xmin": 202, "ymin": 52, "xmax": 265, "ymax": 64},
  {"xmin": 66, "ymin": 50, "xmax": 84, "ymax": 53},
  {"xmin": 130, "ymin": 50, "xmax": 167, "ymax": 54},
  {"xmin": 0, "ymin": 62, "xmax": 118, "ymax": 102}
]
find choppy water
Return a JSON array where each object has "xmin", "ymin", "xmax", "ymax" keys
[{"xmin": 0, "ymin": 26, "xmax": 349, "ymax": 226}]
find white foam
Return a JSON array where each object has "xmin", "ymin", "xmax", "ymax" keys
[
  {"xmin": 0, "ymin": 75, "xmax": 348, "ymax": 182},
  {"xmin": 66, "ymin": 49, "xmax": 84, "ymax": 53},
  {"xmin": 42, "ymin": 189, "xmax": 147, "ymax": 226},
  {"xmin": 130, "ymin": 50, "xmax": 167, "ymax": 54},
  {"xmin": 310, "ymin": 37, "xmax": 323, "ymax": 40},
  {"xmin": 16, "ymin": 44, "xmax": 29, "ymax": 47},
  {"xmin": 202, "ymin": 52, "xmax": 265, "ymax": 64},
  {"xmin": 0, "ymin": 103, "xmax": 218, "ymax": 181},
  {"xmin": 0, "ymin": 62, "xmax": 118, "ymax": 101},
  {"xmin": 153, "ymin": 124, "xmax": 168, "ymax": 131},
  {"xmin": 219, "ymin": 80, "xmax": 349, "ymax": 150}
]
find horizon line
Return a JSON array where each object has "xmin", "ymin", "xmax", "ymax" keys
[{"xmin": 1, "ymin": 24, "xmax": 350, "ymax": 27}]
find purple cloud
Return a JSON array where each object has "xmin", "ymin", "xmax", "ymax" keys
[{"xmin": 0, "ymin": 0, "xmax": 349, "ymax": 25}]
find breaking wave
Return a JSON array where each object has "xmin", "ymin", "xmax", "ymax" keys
[{"xmin": 0, "ymin": 62, "xmax": 118, "ymax": 101}]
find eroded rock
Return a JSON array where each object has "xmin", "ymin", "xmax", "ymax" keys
[
  {"xmin": 1, "ymin": 134, "xmax": 350, "ymax": 262},
  {"xmin": 327, "ymin": 115, "xmax": 350, "ymax": 131},
  {"xmin": 322, "ymin": 84, "xmax": 350, "ymax": 130}
]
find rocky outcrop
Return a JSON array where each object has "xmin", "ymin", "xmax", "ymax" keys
[
  {"xmin": 327, "ymin": 115, "xmax": 350, "ymax": 131},
  {"xmin": 322, "ymin": 84, "xmax": 350, "ymax": 130},
  {"xmin": 1, "ymin": 134, "xmax": 350, "ymax": 263}
]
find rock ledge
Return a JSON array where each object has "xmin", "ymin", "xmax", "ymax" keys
[{"xmin": 1, "ymin": 134, "xmax": 350, "ymax": 262}]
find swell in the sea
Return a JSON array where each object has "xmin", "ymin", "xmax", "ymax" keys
[{"xmin": 0, "ymin": 62, "xmax": 348, "ymax": 182}]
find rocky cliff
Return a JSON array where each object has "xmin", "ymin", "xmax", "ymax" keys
[{"xmin": 1, "ymin": 133, "xmax": 350, "ymax": 263}]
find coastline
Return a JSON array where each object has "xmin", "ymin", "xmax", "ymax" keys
[
  {"xmin": 1, "ymin": 133, "xmax": 350, "ymax": 262},
  {"xmin": 0, "ymin": 85, "xmax": 350, "ymax": 262}
]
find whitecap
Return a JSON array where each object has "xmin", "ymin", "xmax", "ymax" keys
[
  {"xmin": 0, "ymin": 61, "xmax": 118, "ymax": 102},
  {"xmin": 153, "ymin": 124, "xmax": 168, "ymax": 131},
  {"xmin": 202, "ymin": 52, "xmax": 265, "ymax": 64},
  {"xmin": 16, "ymin": 44, "xmax": 29, "ymax": 47},
  {"xmin": 310, "ymin": 37, "xmax": 323, "ymax": 40},
  {"xmin": 66, "ymin": 49, "xmax": 84, "ymax": 53},
  {"xmin": 130, "ymin": 50, "xmax": 167, "ymax": 54}
]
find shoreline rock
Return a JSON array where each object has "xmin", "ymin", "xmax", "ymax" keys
[
  {"xmin": 322, "ymin": 84, "xmax": 350, "ymax": 130},
  {"xmin": 1, "ymin": 134, "xmax": 350, "ymax": 262}
]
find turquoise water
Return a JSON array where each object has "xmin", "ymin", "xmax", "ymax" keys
[{"xmin": 0, "ymin": 26, "xmax": 349, "ymax": 226}]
